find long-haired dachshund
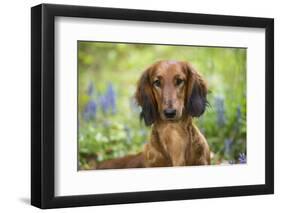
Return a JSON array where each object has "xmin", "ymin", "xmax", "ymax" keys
[{"xmin": 97, "ymin": 60, "xmax": 210, "ymax": 169}]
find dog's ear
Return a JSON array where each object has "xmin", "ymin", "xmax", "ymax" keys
[
  {"xmin": 135, "ymin": 67, "xmax": 157, "ymax": 126},
  {"xmin": 183, "ymin": 62, "xmax": 208, "ymax": 117}
]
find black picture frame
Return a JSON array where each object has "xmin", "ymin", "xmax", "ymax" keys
[{"xmin": 31, "ymin": 3, "xmax": 274, "ymax": 209}]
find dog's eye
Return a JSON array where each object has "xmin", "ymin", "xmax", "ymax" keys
[
  {"xmin": 176, "ymin": 79, "xmax": 184, "ymax": 86},
  {"xmin": 153, "ymin": 80, "xmax": 161, "ymax": 87}
]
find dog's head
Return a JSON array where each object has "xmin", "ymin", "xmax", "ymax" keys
[{"xmin": 135, "ymin": 60, "xmax": 208, "ymax": 126}]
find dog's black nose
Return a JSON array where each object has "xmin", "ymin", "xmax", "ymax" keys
[{"xmin": 164, "ymin": 109, "xmax": 176, "ymax": 118}]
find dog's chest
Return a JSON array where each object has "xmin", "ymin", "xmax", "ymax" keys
[{"xmin": 156, "ymin": 123, "xmax": 188, "ymax": 149}]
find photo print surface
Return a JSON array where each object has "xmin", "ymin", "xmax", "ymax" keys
[{"xmin": 78, "ymin": 41, "xmax": 247, "ymax": 170}]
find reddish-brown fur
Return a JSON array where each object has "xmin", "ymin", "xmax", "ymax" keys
[
  {"xmin": 97, "ymin": 60, "xmax": 210, "ymax": 169},
  {"xmin": 97, "ymin": 153, "xmax": 144, "ymax": 169}
]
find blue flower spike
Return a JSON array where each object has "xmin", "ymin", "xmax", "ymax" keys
[{"xmin": 238, "ymin": 153, "xmax": 247, "ymax": 164}]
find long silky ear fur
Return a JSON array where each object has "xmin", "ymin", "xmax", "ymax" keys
[
  {"xmin": 184, "ymin": 62, "xmax": 208, "ymax": 117},
  {"xmin": 135, "ymin": 68, "xmax": 157, "ymax": 126}
]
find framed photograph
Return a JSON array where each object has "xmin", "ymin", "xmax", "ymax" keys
[{"xmin": 31, "ymin": 3, "xmax": 274, "ymax": 209}]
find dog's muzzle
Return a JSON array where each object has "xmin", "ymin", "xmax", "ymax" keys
[{"xmin": 163, "ymin": 108, "xmax": 177, "ymax": 119}]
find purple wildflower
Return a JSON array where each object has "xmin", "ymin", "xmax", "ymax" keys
[
  {"xmin": 234, "ymin": 105, "xmax": 242, "ymax": 132},
  {"xmin": 83, "ymin": 100, "xmax": 97, "ymax": 121},
  {"xmin": 215, "ymin": 96, "xmax": 226, "ymax": 127},
  {"xmin": 106, "ymin": 83, "xmax": 116, "ymax": 114},
  {"xmin": 238, "ymin": 153, "xmax": 247, "ymax": 164},
  {"xmin": 99, "ymin": 83, "xmax": 117, "ymax": 114},
  {"xmin": 224, "ymin": 138, "xmax": 233, "ymax": 157},
  {"xmin": 99, "ymin": 95, "xmax": 110, "ymax": 114}
]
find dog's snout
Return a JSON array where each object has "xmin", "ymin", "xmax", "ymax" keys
[
  {"xmin": 163, "ymin": 109, "xmax": 177, "ymax": 119},
  {"xmin": 164, "ymin": 99, "xmax": 173, "ymax": 107}
]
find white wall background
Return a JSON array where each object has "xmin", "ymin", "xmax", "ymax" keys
[{"xmin": 0, "ymin": 0, "xmax": 279, "ymax": 212}]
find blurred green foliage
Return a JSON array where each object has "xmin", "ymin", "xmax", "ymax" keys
[{"xmin": 78, "ymin": 42, "xmax": 247, "ymax": 170}]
